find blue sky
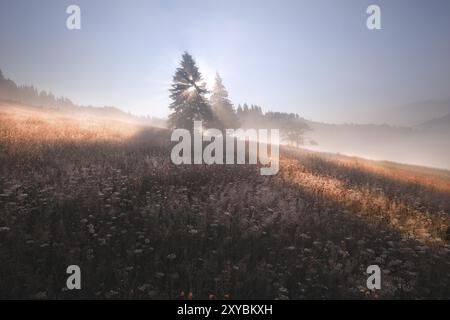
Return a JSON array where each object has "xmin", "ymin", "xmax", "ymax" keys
[{"xmin": 1, "ymin": 0, "xmax": 450, "ymax": 122}]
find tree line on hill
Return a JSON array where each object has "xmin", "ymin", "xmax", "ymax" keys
[
  {"xmin": 0, "ymin": 69, "xmax": 77, "ymax": 109},
  {"xmin": 1, "ymin": 55, "xmax": 311, "ymax": 145},
  {"xmin": 168, "ymin": 52, "xmax": 311, "ymax": 146},
  {"xmin": 0, "ymin": 68, "xmax": 165, "ymax": 127}
]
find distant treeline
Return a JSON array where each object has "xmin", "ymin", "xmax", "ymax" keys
[
  {"xmin": 0, "ymin": 69, "xmax": 165, "ymax": 127},
  {"xmin": 0, "ymin": 69, "xmax": 80, "ymax": 109},
  {"xmin": 1, "ymin": 67, "xmax": 311, "ymax": 142},
  {"xmin": 236, "ymin": 103, "xmax": 311, "ymax": 146},
  {"xmin": 167, "ymin": 52, "xmax": 312, "ymax": 146}
]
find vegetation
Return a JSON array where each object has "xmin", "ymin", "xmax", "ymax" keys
[
  {"xmin": 237, "ymin": 105, "xmax": 311, "ymax": 146},
  {"xmin": 168, "ymin": 53, "xmax": 214, "ymax": 131},
  {"xmin": 210, "ymin": 73, "xmax": 240, "ymax": 129},
  {"xmin": 1, "ymin": 102, "xmax": 450, "ymax": 299}
]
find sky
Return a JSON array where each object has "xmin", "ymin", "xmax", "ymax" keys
[{"xmin": 1, "ymin": 0, "xmax": 450, "ymax": 123}]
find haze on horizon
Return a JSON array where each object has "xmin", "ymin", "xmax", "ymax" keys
[{"xmin": 1, "ymin": 0, "xmax": 450, "ymax": 124}]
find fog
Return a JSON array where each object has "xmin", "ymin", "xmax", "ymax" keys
[{"xmin": 304, "ymin": 121, "xmax": 450, "ymax": 170}]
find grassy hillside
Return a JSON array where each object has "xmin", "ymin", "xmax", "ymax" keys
[{"xmin": 1, "ymin": 102, "xmax": 450, "ymax": 299}]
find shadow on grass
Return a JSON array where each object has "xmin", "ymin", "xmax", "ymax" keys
[{"xmin": 0, "ymin": 127, "xmax": 449, "ymax": 299}]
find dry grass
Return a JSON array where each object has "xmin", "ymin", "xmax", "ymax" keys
[
  {"xmin": 280, "ymin": 149, "xmax": 450, "ymax": 245},
  {"xmin": 1, "ymin": 103, "xmax": 450, "ymax": 299},
  {"xmin": 0, "ymin": 102, "xmax": 142, "ymax": 144},
  {"xmin": 326, "ymin": 153, "xmax": 450, "ymax": 193}
]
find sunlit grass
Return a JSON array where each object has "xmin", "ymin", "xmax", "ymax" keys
[
  {"xmin": 327, "ymin": 154, "xmax": 450, "ymax": 193},
  {"xmin": 279, "ymin": 153, "xmax": 450, "ymax": 246},
  {"xmin": 1, "ymin": 102, "xmax": 450, "ymax": 299},
  {"xmin": 0, "ymin": 103, "xmax": 143, "ymax": 143}
]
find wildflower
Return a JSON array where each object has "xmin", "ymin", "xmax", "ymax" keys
[
  {"xmin": 33, "ymin": 291, "xmax": 47, "ymax": 300},
  {"xmin": 86, "ymin": 248, "xmax": 95, "ymax": 260},
  {"xmin": 167, "ymin": 253, "xmax": 177, "ymax": 260},
  {"xmin": 388, "ymin": 259, "xmax": 403, "ymax": 268},
  {"xmin": 87, "ymin": 224, "xmax": 95, "ymax": 234},
  {"xmin": 106, "ymin": 290, "xmax": 119, "ymax": 298}
]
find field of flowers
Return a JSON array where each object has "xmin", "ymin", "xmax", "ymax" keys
[{"xmin": 1, "ymin": 103, "xmax": 450, "ymax": 299}]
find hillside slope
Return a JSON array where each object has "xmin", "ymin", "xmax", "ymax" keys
[{"xmin": 1, "ymin": 103, "xmax": 450, "ymax": 299}]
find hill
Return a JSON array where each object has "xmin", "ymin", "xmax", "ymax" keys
[
  {"xmin": 3, "ymin": 69, "xmax": 448, "ymax": 170},
  {"xmin": 0, "ymin": 70, "xmax": 165, "ymax": 128},
  {"xmin": 384, "ymin": 99, "xmax": 450, "ymax": 127},
  {"xmin": 347, "ymin": 99, "xmax": 450, "ymax": 127},
  {"xmin": 415, "ymin": 113, "xmax": 450, "ymax": 133},
  {"xmin": 1, "ymin": 102, "xmax": 450, "ymax": 299}
]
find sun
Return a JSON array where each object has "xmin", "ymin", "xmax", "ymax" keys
[
  {"xmin": 201, "ymin": 69, "xmax": 216, "ymax": 91},
  {"xmin": 187, "ymin": 86, "xmax": 197, "ymax": 94},
  {"xmin": 195, "ymin": 60, "xmax": 216, "ymax": 91}
]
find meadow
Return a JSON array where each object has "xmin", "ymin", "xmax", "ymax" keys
[{"xmin": 1, "ymin": 102, "xmax": 450, "ymax": 299}]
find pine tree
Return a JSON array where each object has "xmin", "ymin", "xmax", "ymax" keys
[
  {"xmin": 210, "ymin": 73, "xmax": 239, "ymax": 129},
  {"xmin": 168, "ymin": 52, "xmax": 214, "ymax": 131}
]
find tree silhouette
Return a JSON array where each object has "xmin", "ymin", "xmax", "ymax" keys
[
  {"xmin": 210, "ymin": 73, "xmax": 239, "ymax": 129},
  {"xmin": 168, "ymin": 52, "xmax": 214, "ymax": 131},
  {"xmin": 0, "ymin": 68, "xmax": 77, "ymax": 108},
  {"xmin": 265, "ymin": 112, "xmax": 310, "ymax": 146}
]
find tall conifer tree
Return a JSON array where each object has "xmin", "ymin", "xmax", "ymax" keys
[
  {"xmin": 210, "ymin": 73, "xmax": 239, "ymax": 129},
  {"xmin": 168, "ymin": 52, "xmax": 214, "ymax": 131}
]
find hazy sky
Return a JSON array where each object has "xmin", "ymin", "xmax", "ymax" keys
[{"xmin": 1, "ymin": 0, "xmax": 450, "ymax": 122}]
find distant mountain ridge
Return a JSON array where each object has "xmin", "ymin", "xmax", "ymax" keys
[
  {"xmin": 304, "ymin": 115, "xmax": 450, "ymax": 170},
  {"xmin": 415, "ymin": 113, "xmax": 450, "ymax": 132},
  {"xmin": 373, "ymin": 99, "xmax": 450, "ymax": 127}
]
